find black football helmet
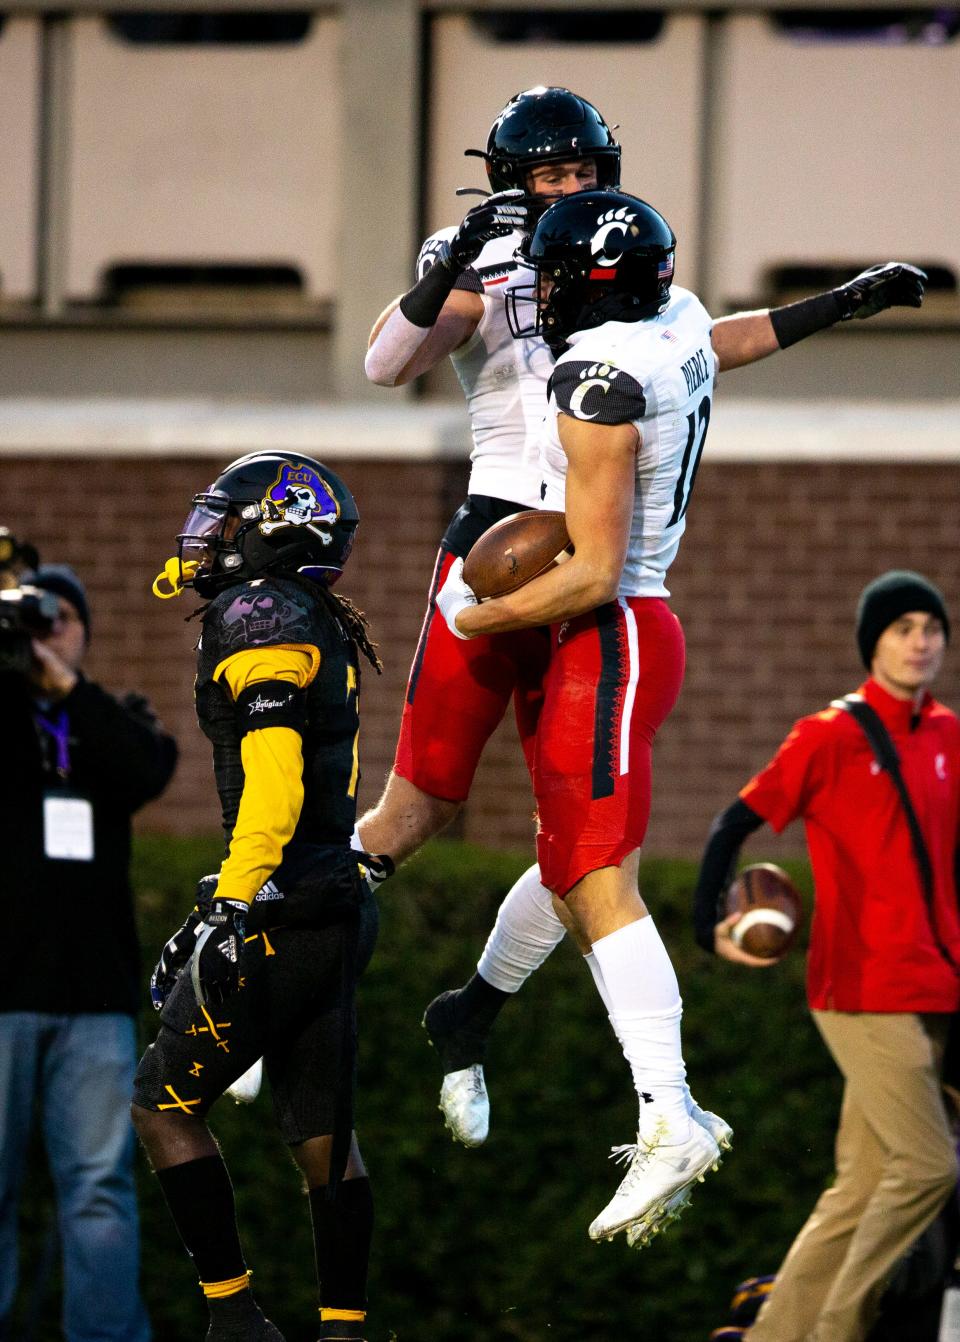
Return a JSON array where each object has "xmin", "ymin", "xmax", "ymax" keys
[
  {"xmin": 505, "ymin": 190, "xmax": 676, "ymax": 351},
  {"xmin": 467, "ymin": 86, "xmax": 621, "ymax": 194},
  {"xmin": 178, "ymin": 451, "xmax": 359, "ymax": 597}
]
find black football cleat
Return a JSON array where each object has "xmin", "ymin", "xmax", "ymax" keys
[
  {"xmin": 318, "ymin": 1320, "xmax": 366, "ymax": 1341},
  {"xmin": 205, "ymin": 1311, "xmax": 285, "ymax": 1342},
  {"xmin": 422, "ymin": 990, "xmax": 491, "ymax": 1147}
]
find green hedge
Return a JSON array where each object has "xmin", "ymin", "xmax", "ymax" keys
[{"xmin": 15, "ymin": 838, "xmax": 838, "ymax": 1342}]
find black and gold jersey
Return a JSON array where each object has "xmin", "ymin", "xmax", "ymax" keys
[{"xmin": 195, "ymin": 575, "xmax": 361, "ymax": 857}]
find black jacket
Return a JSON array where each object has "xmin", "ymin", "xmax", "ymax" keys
[{"xmin": 1, "ymin": 673, "xmax": 177, "ymax": 1014}]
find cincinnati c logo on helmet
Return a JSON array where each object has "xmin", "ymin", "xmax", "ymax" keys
[{"xmin": 590, "ymin": 206, "xmax": 636, "ymax": 267}]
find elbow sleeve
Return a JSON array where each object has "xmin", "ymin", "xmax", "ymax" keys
[{"xmin": 692, "ymin": 798, "xmax": 765, "ymax": 951}]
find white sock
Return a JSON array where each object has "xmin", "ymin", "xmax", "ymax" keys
[
  {"xmin": 587, "ymin": 950, "xmax": 700, "ymax": 1121},
  {"xmin": 477, "ymin": 864, "xmax": 566, "ymax": 993},
  {"xmin": 591, "ymin": 918, "xmax": 690, "ymax": 1142},
  {"xmin": 584, "ymin": 951, "xmax": 613, "ymax": 1011}
]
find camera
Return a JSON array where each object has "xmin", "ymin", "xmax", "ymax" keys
[
  {"xmin": 0, "ymin": 586, "xmax": 59, "ymax": 676},
  {"xmin": 0, "ymin": 527, "xmax": 40, "ymax": 591}
]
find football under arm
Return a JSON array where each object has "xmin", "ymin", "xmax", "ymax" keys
[
  {"xmin": 213, "ymin": 645, "xmax": 319, "ymax": 906},
  {"xmin": 455, "ymin": 415, "xmax": 638, "ymax": 636}
]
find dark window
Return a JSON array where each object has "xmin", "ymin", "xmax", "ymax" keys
[
  {"xmin": 470, "ymin": 10, "xmax": 664, "ymax": 43},
  {"xmin": 768, "ymin": 263, "xmax": 955, "ymax": 297},
  {"xmin": 107, "ymin": 12, "xmax": 313, "ymax": 45},
  {"xmin": 773, "ymin": 9, "xmax": 960, "ymax": 44},
  {"xmin": 103, "ymin": 263, "xmax": 304, "ymax": 297}
]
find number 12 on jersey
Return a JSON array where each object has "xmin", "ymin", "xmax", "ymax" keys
[{"xmin": 668, "ymin": 394, "xmax": 711, "ymax": 527}]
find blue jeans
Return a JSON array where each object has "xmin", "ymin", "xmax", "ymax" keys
[{"xmin": 0, "ymin": 1012, "xmax": 150, "ymax": 1342}]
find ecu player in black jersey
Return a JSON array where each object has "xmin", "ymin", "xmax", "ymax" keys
[{"xmin": 132, "ymin": 451, "xmax": 386, "ymax": 1342}]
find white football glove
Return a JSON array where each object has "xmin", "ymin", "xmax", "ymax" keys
[{"xmin": 435, "ymin": 557, "xmax": 479, "ymax": 640}]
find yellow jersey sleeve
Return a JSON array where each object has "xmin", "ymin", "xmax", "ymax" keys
[{"xmin": 213, "ymin": 645, "xmax": 319, "ymax": 906}]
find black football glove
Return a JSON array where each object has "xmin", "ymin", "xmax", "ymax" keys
[
  {"xmin": 444, "ymin": 190, "xmax": 531, "ymax": 273},
  {"xmin": 835, "ymin": 262, "xmax": 927, "ymax": 321},
  {"xmin": 190, "ymin": 897, "xmax": 249, "ymax": 1008},
  {"xmin": 150, "ymin": 908, "xmax": 202, "ymax": 1011}
]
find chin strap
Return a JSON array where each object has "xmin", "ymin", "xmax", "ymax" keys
[{"xmin": 152, "ymin": 556, "xmax": 199, "ymax": 599}]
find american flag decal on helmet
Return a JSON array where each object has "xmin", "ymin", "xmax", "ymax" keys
[{"xmin": 658, "ymin": 255, "xmax": 674, "ymax": 281}]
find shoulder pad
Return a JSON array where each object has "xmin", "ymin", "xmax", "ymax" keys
[
  {"xmin": 472, "ymin": 231, "xmax": 522, "ymax": 288},
  {"xmin": 213, "ymin": 580, "xmax": 314, "ymax": 656},
  {"xmin": 549, "ymin": 358, "xmax": 646, "ymax": 424}
]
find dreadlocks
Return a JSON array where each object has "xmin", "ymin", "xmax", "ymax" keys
[{"xmin": 317, "ymin": 585, "xmax": 383, "ymax": 674}]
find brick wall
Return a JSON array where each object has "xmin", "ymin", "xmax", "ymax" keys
[{"xmin": 6, "ymin": 455, "xmax": 959, "ymax": 861}]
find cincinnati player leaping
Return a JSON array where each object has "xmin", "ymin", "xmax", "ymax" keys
[
  {"xmin": 434, "ymin": 189, "xmax": 926, "ymax": 1245},
  {"xmin": 362, "ymin": 85, "xmax": 927, "ymax": 1160}
]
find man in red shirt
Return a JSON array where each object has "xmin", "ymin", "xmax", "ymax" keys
[{"xmin": 692, "ymin": 570, "xmax": 960, "ymax": 1342}]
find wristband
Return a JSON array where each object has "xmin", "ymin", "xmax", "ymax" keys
[
  {"xmin": 769, "ymin": 290, "xmax": 844, "ymax": 350},
  {"xmin": 399, "ymin": 248, "xmax": 459, "ymax": 328}
]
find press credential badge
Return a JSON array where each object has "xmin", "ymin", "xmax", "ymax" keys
[{"xmin": 43, "ymin": 794, "xmax": 94, "ymax": 861}]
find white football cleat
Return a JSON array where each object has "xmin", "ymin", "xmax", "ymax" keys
[
  {"xmin": 588, "ymin": 1120, "xmax": 721, "ymax": 1243},
  {"xmin": 439, "ymin": 1065, "xmax": 489, "ymax": 1148},
  {"xmin": 625, "ymin": 1187, "xmax": 692, "ymax": 1248},
  {"xmin": 690, "ymin": 1100, "xmax": 733, "ymax": 1152},
  {"xmin": 226, "ymin": 1057, "xmax": 263, "ymax": 1104}
]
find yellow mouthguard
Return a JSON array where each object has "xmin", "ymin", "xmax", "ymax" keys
[{"xmin": 152, "ymin": 557, "xmax": 199, "ymax": 599}]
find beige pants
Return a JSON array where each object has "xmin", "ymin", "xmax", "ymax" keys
[{"xmin": 749, "ymin": 1010, "xmax": 957, "ymax": 1342}]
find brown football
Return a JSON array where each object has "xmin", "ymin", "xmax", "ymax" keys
[
  {"xmin": 462, "ymin": 509, "xmax": 573, "ymax": 600},
  {"xmin": 725, "ymin": 863, "xmax": 803, "ymax": 960}
]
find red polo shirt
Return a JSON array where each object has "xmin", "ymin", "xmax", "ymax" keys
[{"xmin": 741, "ymin": 678, "xmax": 960, "ymax": 1012}]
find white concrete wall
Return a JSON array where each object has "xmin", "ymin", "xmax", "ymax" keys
[
  {"xmin": 712, "ymin": 15, "xmax": 960, "ymax": 307},
  {"xmin": 0, "ymin": 18, "xmax": 41, "ymax": 301},
  {"xmin": 65, "ymin": 14, "xmax": 342, "ymax": 300},
  {"xmin": 426, "ymin": 13, "xmax": 706, "ymax": 290}
]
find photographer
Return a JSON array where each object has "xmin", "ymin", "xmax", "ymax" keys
[{"xmin": 0, "ymin": 562, "xmax": 177, "ymax": 1341}]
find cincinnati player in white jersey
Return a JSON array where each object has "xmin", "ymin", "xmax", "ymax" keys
[
  {"xmin": 436, "ymin": 189, "xmax": 927, "ymax": 1243},
  {"xmin": 362, "ymin": 89, "xmax": 615, "ymax": 835}
]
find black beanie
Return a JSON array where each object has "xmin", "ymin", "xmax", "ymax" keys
[
  {"xmin": 856, "ymin": 570, "xmax": 949, "ymax": 668},
  {"xmin": 31, "ymin": 564, "xmax": 91, "ymax": 641}
]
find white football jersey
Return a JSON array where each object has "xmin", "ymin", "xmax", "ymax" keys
[
  {"xmin": 541, "ymin": 286, "xmax": 716, "ymax": 598},
  {"xmin": 416, "ymin": 228, "xmax": 554, "ymax": 508}
]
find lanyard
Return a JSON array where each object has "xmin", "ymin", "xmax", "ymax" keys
[{"xmin": 34, "ymin": 708, "xmax": 71, "ymax": 779}]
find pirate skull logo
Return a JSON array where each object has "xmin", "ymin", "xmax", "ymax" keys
[{"xmin": 259, "ymin": 462, "xmax": 339, "ymax": 541}]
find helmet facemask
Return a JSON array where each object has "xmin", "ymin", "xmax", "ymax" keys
[{"xmin": 177, "ymin": 493, "xmax": 259, "ymax": 597}]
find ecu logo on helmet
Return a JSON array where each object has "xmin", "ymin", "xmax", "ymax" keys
[{"xmin": 260, "ymin": 462, "xmax": 340, "ymax": 543}]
